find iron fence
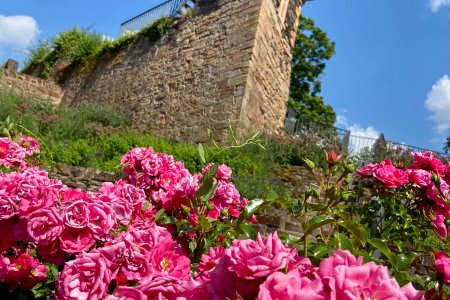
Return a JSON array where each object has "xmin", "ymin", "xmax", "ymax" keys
[
  {"xmin": 119, "ymin": 0, "xmax": 195, "ymax": 36},
  {"xmin": 285, "ymin": 116, "xmax": 448, "ymax": 159}
]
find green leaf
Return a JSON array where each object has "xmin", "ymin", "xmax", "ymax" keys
[
  {"xmin": 228, "ymin": 124, "xmax": 238, "ymax": 146},
  {"xmin": 196, "ymin": 177, "xmax": 214, "ymax": 198},
  {"xmin": 208, "ymin": 128, "xmax": 220, "ymax": 150},
  {"xmin": 154, "ymin": 208, "xmax": 166, "ymax": 222},
  {"xmin": 304, "ymin": 215, "xmax": 335, "ymax": 236},
  {"xmin": 202, "ymin": 182, "xmax": 219, "ymax": 203},
  {"xmin": 279, "ymin": 233, "xmax": 301, "ymax": 247},
  {"xmin": 339, "ymin": 220, "xmax": 367, "ymax": 245},
  {"xmin": 393, "ymin": 240, "xmax": 405, "ymax": 252},
  {"xmin": 199, "ymin": 213, "xmax": 211, "ymax": 232},
  {"xmin": 48, "ymin": 264, "xmax": 59, "ymax": 278},
  {"xmin": 334, "ymin": 232, "xmax": 353, "ymax": 250},
  {"xmin": 242, "ymin": 199, "xmax": 264, "ymax": 218},
  {"xmin": 239, "ymin": 222, "xmax": 256, "ymax": 240},
  {"xmin": 367, "ymin": 238, "xmax": 398, "ymax": 270},
  {"xmin": 142, "ymin": 200, "xmax": 151, "ymax": 212},
  {"xmin": 340, "ymin": 191, "xmax": 354, "ymax": 201},
  {"xmin": 393, "ymin": 271, "xmax": 413, "ymax": 286},
  {"xmin": 311, "ymin": 244, "xmax": 329, "ymax": 259},
  {"xmin": 308, "ymin": 203, "xmax": 328, "ymax": 212},
  {"xmin": 266, "ymin": 190, "xmax": 279, "ymax": 202},
  {"xmin": 198, "ymin": 143, "xmax": 206, "ymax": 164},
  {"xmin": 397, "ymin": 252, "xmax": 418, "ymax": 270}
]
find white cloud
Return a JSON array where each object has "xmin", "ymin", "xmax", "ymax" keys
[
  {"xmin": 429, "ymin": 0, "xmax": 450, "ymax": 12},
  {"xmin": 347, "ymin": 124, "xmax": 380, "ymax": 139},
  {"xmin": 425, "ymin": 75, "xmax": 450, "ymax": 133},
  {"xmin": 334, "ymin": 114, "xmax": 381, "ymax": 153},
  {"xmin": 0, "ymin": 15, "xmax": 39, "ymax": 48},
  {"xmin": 335, "ymin": 115, "xmax": 348, "ymax": 128}
]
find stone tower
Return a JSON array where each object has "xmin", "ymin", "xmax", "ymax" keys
[{"xmin": 60, "ymin": 0, "xmax": 304, "ymax": 142}]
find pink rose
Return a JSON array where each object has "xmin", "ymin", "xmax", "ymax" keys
[
  {"xmin": 432, "ymin": 212, "xmax": 448, "ymax": 238},
  {"xmin": 18, "ymin": 135, "xmax": 40, "ymax": 156},
  {"xmin": 411, "ymin": 151, "xmax": 446, "ymax": 174},
  {"xmin": 356, "ymin": 163, "xmax": 378, "ymax": 178},
  {"xmin": 149, "ymin": 240, "xmax": 191, "ymax": 280},
  {"xmin": 27, "ymin": 207, "xmax": 64, "ymax": 245},
  {"xmin": 408, "ymin": 169, "xmax": 432, "ymax": 188},
  {"xmin": 59, "ymin": 227, "xmax": 95, "ymax": 254},
  {"xmin": 4, "ymin": 253, "xmax": 47, "ymax": 290},
  {"xmin": 319, "ymin": 250, "xmax": 423, "ymax": 300},
  {"xmin": 136, "ymin": 275, "xmax": 198, "ymax": 300},
  {"xmin": 217, "ymin": 164, "xmax": 232, "ymax": 180},
  {"xmin": 19, "ymin": 186, "xmax": 57, "ymax": 216},
  {"xmin": 227, "ymin": 232, "xmax": 296, "ymax": 279},
  {"xmin": 105, "ymin": 287, "xmax": 146, "ymax": 300},
  {"xmin": 373, "ymin": 164, "xmax": 409, "ymax": 188},
  {"xmin": 63, "ymin": 200, "xmax": 89, "ymax": 229},
  {"xmin": 0, "ymin": 195, "xmax": 19, "ymax": 220},
  {"xmin": 56, "ymin": 252, "xmax": 112, "ymax": 300},
  {"xmin": 258, "ymin": 268, "xmax": 326, "ymax": 300},
  {"xmin": 0, "ymin": 255, "xmax": 9, "ymax": 282},
  {"xmin": 435, "ymin": 252, "xmax": 450, "ymax": 283},
  {"xmin": 195, "ymin": 246, "xmax": 226, "ymax": 284},
  {"xmin": 87, "ymin": 200, "xmax": 115, "ymax": 239}
]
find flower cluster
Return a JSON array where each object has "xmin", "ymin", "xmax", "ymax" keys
[
  {"xmin": 259, "ymin": 249, "xmax": 422, "ymax": 300},
  {"xmin": 357, "ymin": 151, "xmax": 450, "ymax": 239},
  {"xmin": 0, "ymin": 136, "xmax": 39, "ymax": 170},
  {"xmin": 0, "ymin": 248, "xmax": 47, "ymax": 290},
  {"xmin": 0, "ymin": 137, "xmax": 424, "ymax": 299},
  {"xmin": 120, "ymin": 147, "xmax": 252, "ymax": 223}
]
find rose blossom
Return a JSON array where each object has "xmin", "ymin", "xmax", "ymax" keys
[
  {"xmin": 0, "ymin": 255, "xmax": 9, "ymax": 282},
  {"xmin": 27, "ymin": 206, "xmax": 64, "ymax": 245},
  {"xmin": 373, "ymin": 162, "xmax": 409, "ymax": 188},
  {"xmin": 435, "ymin": 252, "xmax": 450, "ymax": 283},
  {"xmin": 105, "ymin": 287, "xmax": 146, "ymax": 300},
  {"xmin": 408, "ymin": 169, "xmax": 432, "ymax": 188},
  {"xmin": 258, "ymin": 268, "xmax": 326, "ymax": 300},
  {"xmin": 216, "ymin": 164, "xmax": 232, "ymax": 180},
  {"xmin": 62, "ymin": 200, "xmax": 89, "ymax": 229},
  {"xmin": 356, "ymin": 162, "xmax": 379, "ymax": 178},
  {"xmin": 56, "ymin": 252, "xmax": 112, "ymax": 300},
  {"xmin": 149, "ymin": 240, "xmax": 191, "ymax": 280},
  {"xmin": 411, "ymin": 151, "xmax": 446, "ymax": 174},
  {"xmin": 227, "ymin": 232, "xmax": 296, "ymax": 279},
  {"xmin": 59, "ymin": 227, "xmax": 95, "ymax": 254},
  {"xmin": 318, "ymin": 250, "xmax": 423, "ymax": 300},
  {"xmin": 86, "ymin": 200, "xmax": 115, "ymax": 239}
]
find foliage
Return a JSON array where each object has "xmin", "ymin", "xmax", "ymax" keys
[
  {"xmin": 23, "ymin": 17, "xmax": 175, "ymax": 79},
  {"xmin": 23, "ymin": 40, "xmax": 53, "ymax": 71},
  {"xmin": 290, "ymin": 16, "xmax": 336, "ymax": 126},
  {"xmin": 52, "ymin": 27, "xmax": 104, "ymax": 63}
]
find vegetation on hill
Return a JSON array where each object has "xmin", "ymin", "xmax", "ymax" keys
[
  {"xmin": 0, "ymin": 90, "xmax": 339, "ymax": 202},
  {"xmin": 22, "ymin": 18, "xmax": 175, "ymax": 79}
]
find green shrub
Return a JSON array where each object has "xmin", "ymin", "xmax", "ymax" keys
[
  {"xmin": 52, "ymin": 27, "xmax": 105, "ymax": 63},
  {"xmin": 23, "ymin": 39, "xmax": 53, "ymax": 71},
  {"xmin": 23, "ymin": 17, "xmax": 175, "ymax": 78}
]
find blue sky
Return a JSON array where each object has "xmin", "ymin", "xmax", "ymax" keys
[{"xmin": 1, "ymin": 0, "xmax": 450, "ymax": 152}]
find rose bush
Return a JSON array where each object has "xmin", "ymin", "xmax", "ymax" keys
[{"xmin": 0, "ymin": 136, "xmax": 438, "ymax": 299}]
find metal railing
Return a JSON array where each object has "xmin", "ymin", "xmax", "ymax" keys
[
  {"xmin": 119, "ymin": 0, "xmax": 195, "ymax": 36},
  {"xmin": 285, "ymin": 116, "xmax": 448, "ymax": 158}
]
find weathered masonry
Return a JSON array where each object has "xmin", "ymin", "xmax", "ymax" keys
[{"xmin": 3, "ymin": 0, "xmax": 304, "ymax": 142}]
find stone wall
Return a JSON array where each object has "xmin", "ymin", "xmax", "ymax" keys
[
  {"xmin": 59, "ymin": 0, "xmax": 302, "ymax": 142},
  {"xmin": 239, "ymin": 0, "xmax": 299, "ymax": 134},
  {"xmin": 0, "ymin": 59, "xmax": 63, "ymax": 103}
]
